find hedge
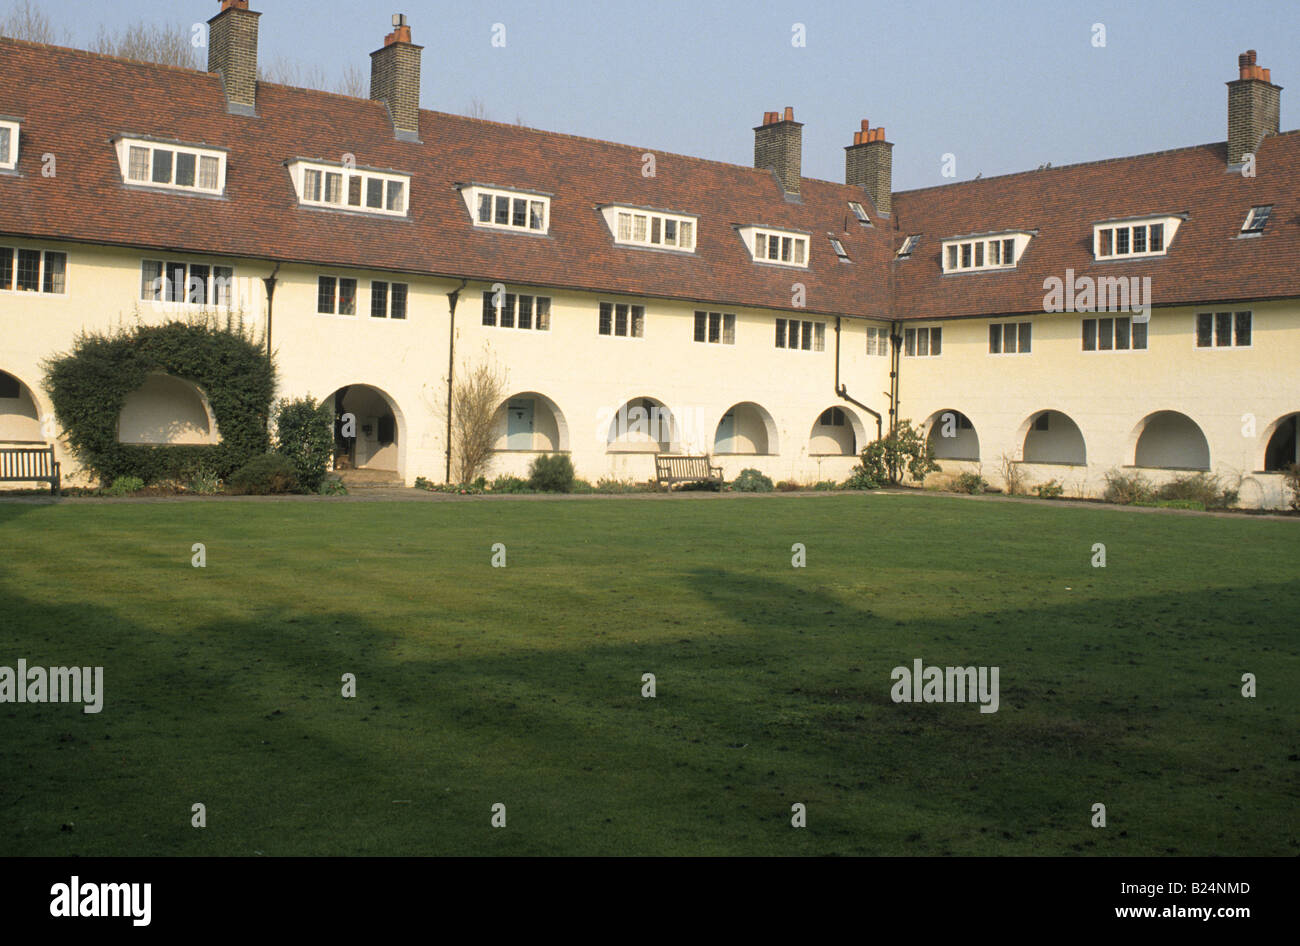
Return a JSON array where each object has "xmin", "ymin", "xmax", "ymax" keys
[{"xmin": 43, "ymin": 314, "xmax": 275, "ymax": 485}]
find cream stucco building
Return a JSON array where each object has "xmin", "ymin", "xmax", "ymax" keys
[{"xmin": 1, "ymin": 5, "xmax": 1297, "ymax": 506}]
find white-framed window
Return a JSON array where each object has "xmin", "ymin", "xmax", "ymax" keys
[
  {"xmin": 848, "ymin": 201, "xmax": 870, "ymax": 225},
  {"xmin": 1195, "ymin": 311, "xmax": 1251, "ymax": 349},
  {"xmin": 775, "ymin": 318, "xmax": 825, "ymax": 351},
  {"xmin": 139, "ymin": 259, "xmax": 233, "ymax": 306},
  {"xmin": 818, "ymin": 407, "xmax": 848, "ymax": 427},
  {"xmin": 897, "ymin": 235, "xmax": 920, "ymax": 259},
  {"xmin": 466, "ymin": 186, "xmax": 549, "ymax": 234},
  {"xmin": 988, "ymin": 321, "xmax": 1032, "ymax": 354},
  {"xmin": 598, "ymin": 301, "xmax": 644, "ymax": 338},
  {"xmin": 1093, "ymin": 217, "xmax": 1181, "ymax": 259},
  {"xmin": 0, "ymin": 119, "xmax": 18, "ymax": 171},
  {"xmin": 903, "ymin": 326, "xmax": 942, "ymax": 357},
  {"xmin": 603, "ymin": 206, "xmax": 696, "ymax": 251},
  {"xmin": 693, "ymin": 311, "xmax": 735, "ymax": 345},
  {"xmin": 115, "ymin": 137, "xmax": 225, "ymax": 195},
  {"xmin": 289, "ymin": 160, "xmax": 409, "ymax": 216},
  {"xmin": 481, "ymin": 290, "xmax": 552, "ymax": 330},
  {"xmin": 1240, "ymin": 206, "xmax": 1272, "ymax": 235},
  {"xmin": 743, "ymin": 227, "xmax": 809, "ymax": 267},
  {"xmin": 1081, "ymin": 316, "xmax": 1147, "ymax": 351},
  {"xmin": 941, "ymin": 232, "xmax": 1030, "ymax": 273},
  {"xmin": 829, "ymin": 236, "xmax": 851, "ymax": 262},
  {"xmin": 370, "ymin": 281, "xmax": 408, "ymax": 319},
  {"xmin": 0, "ymin": 246, "xmax": 66, "ymax": 294},
  {"xmin": 866, "ymin": 326, "xmax": 890, "ymax": 356},
  {"xmin": 317, "ymin": 276, "xmax": 358, "ymax": 316}
]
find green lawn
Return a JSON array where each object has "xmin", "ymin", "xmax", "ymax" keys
[{"xmin": 1, "ymin": 494, "xmax": 1296, "ymax": 856}]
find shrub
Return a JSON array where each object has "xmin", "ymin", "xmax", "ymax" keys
[
  {"xmin": 855, "ymin": 419, "xmax": 939, "ymax": 486},
  {"xmin": 527, "ymin": 453, "xmax": 575, "ymax": 493},
  {"xmin": 490, "ymin": 474, "xmax": 531, "ymax": 494},
  {"xmin": 1284, "ymin": 463, "xmax": 1300, "ymax": 512},
  {"xmin": 953, "ymin": 471, "xmax": 988, "ymax": 494},
  {"xmin": 571, "ymin": 478, "xmax": 595, "ymax": 494},
  {"xmin": 775, "ymin": 480, "xmax": 801, "ymax": 492},
  {"xmin": 318, "ymin": 479, "xmax": 348, "ymax": 496},
  {"xmin": 1102, "ymin": 469, "xmax": 1155, "ymax": 505},
  {"xmin": 414, "ymin": 476, "xmax": 432, "ymax": 490},
  {"xmin": 1156, "ymin": 472, "xmax": 1238, "ymax": 509},
  {"xmin": 274, "ymin": 397, "xmax": 333, "ymax": 492},
  {"xmin": 813, "ymin": 480, "xmax": 838, "ymax": 491},
  {"xmin": 1000, "ymin": 453, "xmax": 1027, "ymax": 496},
  {"xmin": 731, "ymin": 468, "xmax": 774, "ymax": 492},
  {"xmin": 227, "ymin": 453, "xmax": 299, "ymax": 495},
  {"xmin": 841, "ymin": 467, "xmax": 883, "ymax": 490},
  {"xmin": 188, "ymin": 471, "xmax": 222, "ymax": 495},
  {"xmin": 1034, "ymin": 479, "xmax": 1065, "ymax": 499},
  {"xmin": 104, "ymin": 475, "xmax": 144, "ymax": 496},
  {"xmin": 451, "ymin": 356, "xmax": 507, "ymax": 485}
]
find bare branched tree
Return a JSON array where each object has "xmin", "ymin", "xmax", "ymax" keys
[
  {"xmin": 0, "ymin": 0, "xmax": 68, "ymax": 43},
  {"xmin": 261, "ymin": 56, "xmax": 368, "ymax": 98},
  {"xmin": 91, "ymin": 22, "xmax": 199, "ymax": 68},
  {"xmin": 466, "ymin": 98, "xmax": 489, "ymax": 120},
  {"xmin": 337, "ymin": 64, "xmax": 367, "ymax": 98},
  {"xmin": 451, "ymin": 355, "xmax": 507, "ymax": 484}
]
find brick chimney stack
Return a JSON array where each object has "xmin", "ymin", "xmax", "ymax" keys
[
  {"xmin": 1227, "ymin": 50, "xmax": 1282, "ymax": 166},
  {"xmin": 754, "ymin": 107, "xmax": 803, "ymax": 195},
  {"xmin": 845, "ymin": 120, "xmax": 893, "ymax": 214},
  {"xmin": 208, "ymin": 0, "xmax": 260, "ymax": 116},
  {"xmin": 371, "ymin": 14, "xmax": 423, "ymax": 141}
]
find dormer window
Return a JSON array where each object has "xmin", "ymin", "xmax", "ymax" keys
[
  {"xmin": 848, "ymin": 201, "xmax": 870, "ymax": 225},
  {"xmin": 897, "ymin": 235, "xmax": 919, "ymax": 259},
  {"xmin": 941, "ymin": 231, "xmax": 1032, "ymax": 273},
  {"xmin": 1241, "ymin": 205, "xmax": 1272, "ymax": 235},
  {"xmin": 0, "ymin": 119, "xmax": 18, "ymax": 171},
  {"xmin": 742, "ymin": 227, "xmax": 808, "ymax": 267},
  {"xmin": 116, "ymin": 137, "xmax": 226, "ymax": 195},
  {"xmin": 289, "ymin": 159, "xmax": 409, "ymax": 217},
  {"xmin": 1093, "ymin": 216, "xmax": 1181, "ymax": 259},
  {"xmin": 464, "ymin": 185, "xmax": 549, "ymax": 234},
  {"xmin": 601, "ymin": 206, "xmax": 696, "ymax": 251}
]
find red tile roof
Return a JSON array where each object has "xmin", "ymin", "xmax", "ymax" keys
[
  {"xmin": 0, "ymin": 38, "xmax": 893, "ymax": 321},
  {"xmin": 891, "ymin": 134, "xmax": 1300, "ymax": 320},
  {"xmin": 1, "ymin": 38, "xmax": 1295, "ymax": 325}
]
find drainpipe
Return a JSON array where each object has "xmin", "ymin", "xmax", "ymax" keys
[
  {"xmin": 445, "ymin": 278, "xmax": 469, "ymax": 483},
  {"xmin": 262, "ymin": 262, "xmax": 281, "ymax": 436},
  {"xmin": 833, "ymin": 316, "xmax": 883, "ymax": 443},
  {"xmin": 888, "ymin": 320, "xmax": 902, "ymax": 482}
]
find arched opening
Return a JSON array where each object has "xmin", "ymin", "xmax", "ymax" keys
[
  {"xmin": 809, "ymin": 405, "xmax": 866, "ymax": 456},
  {"xmin": 1021, "ymin": 410, "xmax": 1087, "ymax": 465},
  {"xmin": 323, "ymin": 384, "xmax": 403, "ymax": 473},
  {"xmin": 117, "ymin": 373, "xmax": 221, "ymax": 445},
  {"xmin": 1263, "ymin": 413, "xmax": 1299, "ymax": 471},
  {"xmin": 714, "ymin": 402, "xmax": 778, "ymax": 455},
  {"xmin": 1132, "ymin": 411, "xmax": 1210, "ymax": 470},
  {"xmin": 925, "ymin": 409, "xmax": 980, "ymax": 461},
  {"xmin": 606, "ymin": 397, "xmax": 679, "ymax": 453},
  {"xmin": 492, "ymin": 392, "xmax": 570, "ymax": 452},
  {"xmin": 0, "ymin": 370, "xmax": 44, "ymax": 443}
]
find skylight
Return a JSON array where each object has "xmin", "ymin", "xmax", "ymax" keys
[
  {"xmin": 1241, "ymin": 205, "xmax": 1272, "ymax": 234},
  {"xmin": 896, "ymin": 235, "xmax": 919, "ymax": 259},
  {"xmin": 0, "ymin": 119, "xmax": 17, "ymax": 171},
  {"xmin": 829, "ymin": 235, "xmax": 851, "ymax": 262},
  {"xmin": 848, "ymin": 201, "xmax": 870, "ymax": 225}
]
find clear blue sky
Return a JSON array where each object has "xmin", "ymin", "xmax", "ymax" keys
[{"xmin": 11, "ymin": 0, "xmax": 1299, "ymax": 191}]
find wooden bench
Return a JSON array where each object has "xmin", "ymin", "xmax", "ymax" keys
[
  {"xmin": 655, "ymin": 454, "xmax": 723, "ymax": 488},
  {"xmin": 0, "ymin": 445, "xmax": 61, "ymax": 495}
]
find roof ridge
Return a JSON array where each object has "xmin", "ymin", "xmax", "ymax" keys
[
  {"xmin": 894, "ymin": 131, "xmax": 1300, "ymax": 198},
  {"xmin": 0, "ymin": 34, "xmax": 211, "ymax": 80}
]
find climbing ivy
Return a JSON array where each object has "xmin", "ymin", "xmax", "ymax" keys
[{"xmin": 43, "ymin": 312, "xmax": 275, "ymax": 485}]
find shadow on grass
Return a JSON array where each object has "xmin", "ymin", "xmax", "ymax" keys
[{"xmin": 1, "ymin": 556, "xmax": 1296, "ymax": 856}]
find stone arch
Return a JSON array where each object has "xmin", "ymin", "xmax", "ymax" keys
[
  {"xmin": 319, "ymin": 383, "xmax": 406, "ymax": 475},
  {"xmin": 714, "ymin": 401, "xmax": 779, "ymax": 455},
  {"xmin": 1018, "ymin": 409, "xmax": 1087, "ymax": 465},
  {"xmin": 117, "ymin": 372, "xmax": 221, "ymax": 445},
  {"xmin": 924, "ymin": 409, "xmax": 980, "ymax": 461},
  {"xmin": 606, "ymin": 396, "xmax": 679, "ymax": 453},
  {"xmin": 493, "ymin": 392, "xmax": 570, "ymax": 452},
  {"xmin": 0, "ymin": 369, "xmax": 46, "ymax": 443},
  {"xmin": 1130, "ymin": 411, "xmax": 1210, "ymax": 470}
]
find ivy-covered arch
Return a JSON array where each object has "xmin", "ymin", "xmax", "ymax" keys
[{"xmin": 43, "ymin": 317, "xmax": 274, "ymax": 484}]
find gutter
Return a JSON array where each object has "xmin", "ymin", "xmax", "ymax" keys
[{"xmin": 833, "ymin": 316, "xmax": 883, "ymax": 443}]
